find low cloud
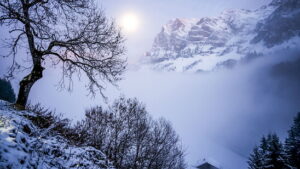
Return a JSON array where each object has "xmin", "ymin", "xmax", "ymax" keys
[{"xmin": 113, "ymin": 49, "xmax": 300, "ymax": 168}]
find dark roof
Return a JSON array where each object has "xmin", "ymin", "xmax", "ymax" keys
[{"xmin": 196, "ymin": 162, "xmax": 219, "ymax": 169}]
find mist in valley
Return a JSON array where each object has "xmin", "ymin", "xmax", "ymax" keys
[{"xmin": 8, "ymin": 47, "xmax": 297, "ymax": 168}]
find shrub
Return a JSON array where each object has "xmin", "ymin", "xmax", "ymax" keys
[{"xmin": 25, "ymin": 104, "xmax": 78, "ymax": 143}]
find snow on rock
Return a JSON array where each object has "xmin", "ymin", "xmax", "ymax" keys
[
  {"xmin": 144, "ymin": 0, "xmax": 300, "ymax": 72},
  {"xmin": 0, "ymin": 100, "xmax": 114, "ymax": 169}
]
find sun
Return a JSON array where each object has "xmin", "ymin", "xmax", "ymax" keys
[{"xmin": 120, "ymin": 12, "xmax": 139, "ymax": 33}]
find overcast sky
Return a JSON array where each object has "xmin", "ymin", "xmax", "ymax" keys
[{"xmin": 2, "ymin": 0, "xmax": 300, "ymax": 168}]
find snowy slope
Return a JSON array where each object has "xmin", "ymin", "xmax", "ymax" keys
[
  {"xmin": 144, "ymin": 0, "xmax": 300, "ymax": 72},
  {"xmin": 0, "ymin": 100, "xmax": 114, "ymax": 169}
]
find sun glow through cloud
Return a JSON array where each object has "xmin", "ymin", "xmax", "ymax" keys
[{"xmin": 120, "ymin": 12, "xmax": 139, "ymax": 33}]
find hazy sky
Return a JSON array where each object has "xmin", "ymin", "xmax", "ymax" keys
[{"xmin": 2, "ymin": 0, "xmax": 300, "ymax": 168}]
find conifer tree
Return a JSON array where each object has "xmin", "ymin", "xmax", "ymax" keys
[
  {"xmin": 285, "ymin": 112, "xmax": 300, "ymax": 169},
  {"xmin": 260, "ymin": 136, "xmax": 269, "ymax": 168},
  {"xmin": 248, "ymin": 134, "xmax": 286, "ymax": 169},
  {"xmin": 248, "ymin": 146, "xmax": 264, "ymax": 169},
  {"xmin": 264, "ymin": 134, "xmax": 286, "ymax": 169}
]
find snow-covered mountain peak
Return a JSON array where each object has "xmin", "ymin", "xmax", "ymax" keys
[
  {"xmin": 163, "ymin": 18, "xmax": 198, "ymax": 34},
  {"xmin": 144, "ymin": 1, "xmax": 300, "ymax": 72}
]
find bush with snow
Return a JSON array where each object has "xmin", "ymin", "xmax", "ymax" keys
[{"xmin": 0, "ymin": 100, "xmax": 114, "ymax": 169}]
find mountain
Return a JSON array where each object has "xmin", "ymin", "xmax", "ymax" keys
[
  {"xmin": 252, "ymin": 0, "xmax": 300, "ymax": 47},
  {"xmin": 0, "ymin": 100, "xmax": 114, "ymax": 169},
  {"xmin": 144, "ymin": 0, "xmax": 300, "ymax": 72}
]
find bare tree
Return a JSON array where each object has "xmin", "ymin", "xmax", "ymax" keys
[
  {"xmin": 78, "ymin": 97, "xmax": 187, "ymax": 169},
  {"xmin": 0, "ymin": 0, "xmax": 126, "ymax": 108},
  {"xmin": 147, "ymin": 118, "xmax": 186, "ymax": 169}
]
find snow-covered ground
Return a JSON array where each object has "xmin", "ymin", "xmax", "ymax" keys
[{"xmin": 0, "ymin": 100, "xmax": 114, "ymax": 169}]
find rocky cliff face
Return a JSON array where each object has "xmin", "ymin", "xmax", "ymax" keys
[
  {"xmin": 252, "ymin": 0, "xmax": 300, "ymax": 47},
  {"xmin": 145, "ymin": 0, "xmax": 300, "ymax": 72}
]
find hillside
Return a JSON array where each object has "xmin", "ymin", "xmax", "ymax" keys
[{"xmin": 0, "ymin": 100, "xmax": 114, "ymax": 169}]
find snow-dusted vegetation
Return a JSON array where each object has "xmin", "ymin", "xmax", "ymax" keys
[
  {"xmin": 248, "ymin": 112, "xmax": 300, "ymax": 169},
  {"xmin": 76, "ymin": 97, "xmax": 186, "ymax": 169},
  {"xmin": 0, "ymin": 97, "xmax": 186, "ymax": 169},
  {"xmin": 0, "ymin": 100, "xmax": 114, "ymax": 169}
]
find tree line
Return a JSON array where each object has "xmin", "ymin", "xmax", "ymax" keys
[{"xmin": 248, "ymin": 112, "xmax": 300, "ymax": 169}]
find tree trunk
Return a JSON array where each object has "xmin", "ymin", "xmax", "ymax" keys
[
  {"xmin": 16, "ymin": 64, "xmax": 44, "ymax": 109},
  {"xmin": 15, "ymin": 4, "xmax": 44, "ymax": 109}
]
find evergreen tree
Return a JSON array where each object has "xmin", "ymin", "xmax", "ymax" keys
[
  {"xmin": 248, "ymin": 136, "xmax": 269, "ymax": 169},
  {"xmin": 248, "ymin": 134, "xmax": 286, "ymax": 169},
  {"xmin": 285, "ymin": 112, "xmax": 300, "ymax": 169},
  {"xmin": 260, "ymin": 136, "xmax": 269, "ymax": 168},
  {"xmin": 264, "ymin": 134, "xmax": 286, "ymax": 169},
  {"xmin": 0, "ymin": 78, "xmax": 16, "ymax": 103},
  {"xmin": 248, "ymin": 146, "xmax": 264, "ymax": 169},
  {"xmin": 260, "ymin": 136, "xmax": 268, "ymax": 154}
]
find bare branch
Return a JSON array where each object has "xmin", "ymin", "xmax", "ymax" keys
[{"xmin": 0, "ymin": 0, "xmax": 126, "ymax": 106}]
